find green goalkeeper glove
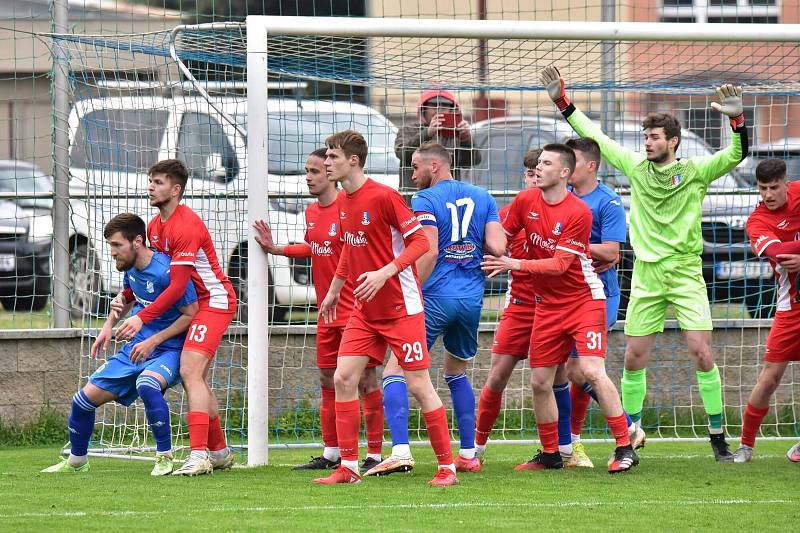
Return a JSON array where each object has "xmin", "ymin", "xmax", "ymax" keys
[
  {"xmin": 710, "ymin": 84, "xmax": 745, "ymax": 129},
  {"xmin": 539, "ymin": 66, "xmax": 571, "ymax": 112}
]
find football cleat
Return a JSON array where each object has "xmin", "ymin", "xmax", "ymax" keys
[
  {"xmin": 454, "ymin": 455, "xmax": 482, "ymax": 473},
  {"xmin": 313, "ymin": 465, "xmax": 361, "ymax": 485},
  {"xmin": 359, "ymin": 457, "xmax": 381, "ymax": 474},
  {"xmin": 151, "ymin": 454, "xmax": 174, "ymax": 476},
  {"xmin": 565, "ymin": 442, "xmax": 594, "ymax": 468},
  {"xmin": 732, "ymin": 446, "xmax": 753, "ymax": 464},
  {"xmin": 209, "ymin": 449, "xmax": 236, "ymax": 471},
  {"xmin": 630, "ymin": 425, "xmax": 647, "ymax": 450},
  {"xmin": 514, "ymin": 450, "xmax": 563, "ymax": 471},
  {"xmin": 41, "ymin": 458, "xmax": 90, "ymax": 474},
  {"xmin": 363, "ymin": 455, "xmax": 415, "ymax": 476},
  {"xmin": 786, "ymin": 441, "xmax": 800, "ymax": 463},
  {"xmin": 291, "ymin": 455, "xmax": 341, "ymax": 470},
  {"xmin": 428, "ymin": 467, "xmax": 459, "ymax": 487},
  {"xmin": 172, "ymin": 454, "xmax": 213, "ymax": 476},
  {"xmin": 710, "ymin": 433, "xmax": 734, "ymax": 463},
  {"xmin": 607, "ymin": 445, "xmax": 639, "ymax": 473}
]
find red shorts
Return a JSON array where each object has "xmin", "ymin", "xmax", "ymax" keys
[
  {"xmin": 339, "ymin": 311, "xmax": 430, "ymax": 371},
  {"xmin": 765, "ymin": 308, "xmax": 800, "ymax": 363},
  {"xmin": 316, "ymin": 326, "xmax": 344, "ymax": 369},
  {"xmin": 491, "ymin": 300, "xmax": 536, "ymax": 358},
  {"xmin": 529, "ymin": 299, "xmax": 606, "ymax": 368},
  {"xmin": 183, "ymin": 308, "xmax": 235, "ymax": 359}
]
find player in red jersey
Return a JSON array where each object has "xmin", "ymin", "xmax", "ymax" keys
[
  {"xmin": 475, "ymin": 148, "xmax": 540, "ymax": 460},
  {"xmin": 115, "ymin": 159, "xmax": 237, "ymax": 476},
  {"xmin": 481, "ymin": 144, "xmax": 638, "ymax": 474},
  {"xmin": 313, "ymin": 130, "xmax": 457, "ymax": 486},
  {"xmin": 253, "ymin": 148, "xmax": 384, "ymax": 473},
  {"xmin": 734, "ymin": 159, "xmax": 800, "ymax": 463}
]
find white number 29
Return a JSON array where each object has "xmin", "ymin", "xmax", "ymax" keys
[{"xmin": 402, "ymin": 341, "xmax": 424, "ymax": 363}]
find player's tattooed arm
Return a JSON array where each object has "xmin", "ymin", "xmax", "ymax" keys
[{"xmin": 129, "ymin": 301, "xmax": 199, "ymax": 364}]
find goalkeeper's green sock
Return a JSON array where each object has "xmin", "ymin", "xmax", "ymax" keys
[
  {"xmin": 697, "ymin": 365, "xmax": 724, "ymax": 433},
  {"xmin": 621, "ymin": 368, "xmax": 646, "ymax": 424}
]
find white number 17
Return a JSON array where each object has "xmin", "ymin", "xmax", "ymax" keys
[{"xmin": 445, "ymin": 197, "xmax": 475, "ymax": 242}]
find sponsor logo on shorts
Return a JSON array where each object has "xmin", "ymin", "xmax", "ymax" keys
[{"xmin": 160, "ymin": 364, "xmax": 173, "ymax": 377}]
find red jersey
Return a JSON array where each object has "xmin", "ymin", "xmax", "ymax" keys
[
  {"xmin": 746, "ymin": 181, "xmax": 800, "ymax": 312},
  {"xmin": 502, "ymin": 188, "xmax": 605, "ymax": 305},
  {"xmin": 148, "ymin": 204, "xmax": 236, "ymax": 311},
  {"xmin": 499, "ymin": 204, "xmax": 536, "ymax": 306},
  {"xmin": 304, "ymin": 199, "xmax": 355, "ymax": 327},
  {"xmin": 337, "ymin": 179, "xmax": 424, "ymax": 319}
]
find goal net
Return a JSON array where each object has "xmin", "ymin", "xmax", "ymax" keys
[{"xmin": 49, "ymin": 17, "xmax": 800, "ymax": 464}]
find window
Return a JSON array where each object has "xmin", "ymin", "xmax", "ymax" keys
[
  {"xmin": 659, "ymin": 0, "xmax": 778, "ymax": 23},
  {"xmin": 70, "ymin": 109, "xmax": 168, "ymax": 173},
  {"xmin": 177, "ymin": 113, "xmax": 239, "ymax": 182}
]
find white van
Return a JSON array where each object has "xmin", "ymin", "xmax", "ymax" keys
[{"xmin": 67, "ymin": 95, "xmax": 400, "ymax": 320}]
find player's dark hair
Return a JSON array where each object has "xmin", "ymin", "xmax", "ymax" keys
[
  {"xmin": 755, "ymin": 158, "xmax": 787, "ymax": 183},
  {"xmin": 309, "ymin": 148, "xmax": 328, "ymax": 160},
  {"xmin": 542, "ymin": 143, "xmax": 576, "ymax": 175},
  {"xmin": 325, "ymin": 130, "xmax": 368, "ymax": 168},
  {"xmin": 149, "ymin": 159, "xmax": 189, "ymax": 197},
  {"xmin": 642, "ymin": 113, "xmax": 682, "ymax": 150},
  {"xmin": 415, "ymin": 141, "xmax": 452, "ymax": 167},
  {"xmin": 565, "ymin": 137, "xmax": 601, "ymax": 168},
  {"xmin": 104, "ymin": 212, "xmax": 146, "ymax": 243},
  {"xmin": 523, "ymin": 148, "xmax": 543, "ymax": 169}
]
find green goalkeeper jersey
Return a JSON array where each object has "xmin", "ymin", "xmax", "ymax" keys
[{"xmin": 564, "ymin": 107, "xmax": 746, "ymax": 263}]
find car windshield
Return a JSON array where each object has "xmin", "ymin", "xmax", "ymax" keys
[
  {"xmin": 236, "ymin": 111, "xmax": 400, "ymax": 175},
  {"xmin": 0, "ymin": 166, "xmax": 52, "ymax": 208}
]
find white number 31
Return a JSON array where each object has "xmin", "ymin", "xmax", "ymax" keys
[{"xmin": 586, "ymin": 331, "xmax": 602, "ymax": 350}]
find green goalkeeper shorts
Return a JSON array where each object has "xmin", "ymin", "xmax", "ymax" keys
[{"xmin": 624, "ymin": 255, "xmax": 712, "ymax": 336}]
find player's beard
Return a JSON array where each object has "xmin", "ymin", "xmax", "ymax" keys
[{"xmin": 114, "ymin": 256, "xmax": 135, "ymax": 272}]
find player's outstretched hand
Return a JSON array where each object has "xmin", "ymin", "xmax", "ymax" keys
[
  {"xmin": 539, "ymin": 66, "xmax": 570, "ymax": 110},
  {"xmin": 354, "ymin": 269, "xmax": 390, "ymax": 302},
  {"xmin": 481, "ymin": 254, "xmax": 517, "ymax": 278},
  {"xmin": 318, "ymin": 290, "xmax": 339, "ymax": 324},
  {"xmin": 129, "ymin": 338, "xmax": 156, "ymax": 364},
  {"xmin": 116, "ymin": 314, "xmax": 143, "ymax": 341},
  {"xmin": 91, "ymin": 326, "xmax": 112, "ymax": 358},
  {"xmin": 253, "ymin": 219, "xmax": 277, "ymax": 254},
  {"xmin": 710, "ymin": 84, "xmax": 743, "ymax": 118}
]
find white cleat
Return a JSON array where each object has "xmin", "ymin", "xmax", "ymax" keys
[
  {"xmin": 363, "ymin": 455, "xmax": 415, "ymax": 476},
  {"xmin": 732, "ymin": 446, "xmax": 753, "ymax": 464},
  {"xmin": 209, "ymin": 449, "xmax": 235, "ymax": 471},
  {"xmin": 172, "ymin": 454, "xmax": 213, "ymax": 476},
  {"xmin": 630, "ymin": 426, "xmax": 647, "ymax": 450},
  {"xmin": 786, "ymin": 441, "xmax": 800, "ymax": 463}
]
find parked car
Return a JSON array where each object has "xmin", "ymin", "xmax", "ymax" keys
[
  {"xmin": 464, "ymin": 114, "xmax": 773, "ymax": 319},
  {"xmin": 0, "ymin": 160, "xmax": 53, "ymax": 311},
  {"xmin": 67, "ymin": 96, "xmax": 400, "ymax": 321},
  {"xmin": 738, "ymin": 138, "xmax": 800, "ymax": 185}
]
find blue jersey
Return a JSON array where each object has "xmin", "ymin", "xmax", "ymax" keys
[
  {"xmin": 123, "ymin": 251, "xmax": 197, "ymax": 352},
  {"xmin": 411, "ymin": 179, "xmax": 500, "ymax": 298},
  {"xmin": 572, "ymin": 182, "xmax": 627, "ymax": 298}
]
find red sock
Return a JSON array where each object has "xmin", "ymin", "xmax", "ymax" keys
[
  {"xmin": 320, "ymin": 387, "xmax": 337, "ymax": 448},
  {"xmin": 187, "ymin": 411, "xmax": 210, "ymax": 451},
  {"xmin": 207, "ymin": 416, "xmax": 227, "ymax": 451},
  {"xmin": 570, "ymin": 383, "xmax": 591, "ymax": 436},
  {"xmin": 362, "ymin": 389, "xmax": 384, "ymax": 455},
  {"xmin": 335, "ymin": 400, "xmax": 361, "ymax": 461},
  {"xmin": 741, "ymin": 403, "xmax": 769, "ymax": 448},
  {"xmin": 423, "ymin": 406, "xmax": 454, "ymax": 466},
  {"xmin": 476, "ymin": 387, "xmax": 503, "ymax": 446},
  {"xmin": 537, "ymin": 421, "xmax": 559, "ymax": 453},
  {"xmin": 607, "ymin": 413, "xmax": 631, "ymax": 447}
]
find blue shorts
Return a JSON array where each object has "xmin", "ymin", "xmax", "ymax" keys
[
  {"xmin": 89, "ymin": 345, "xmax": 181, "ymax": 406},
  {"xmin": 569, "ymin": 294, "xmax": 619, "ymax": 359},
  {"xmin": 424, "ymin": 294, "xmax": 482, "ymax": 361}
]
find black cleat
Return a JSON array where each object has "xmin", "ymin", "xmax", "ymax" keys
[
  {"xmin": 292, "ymin": 455, "xmax": 340, "ymax": 470},
  {"xmin": 608, "ymin": 444, "xmax": 640, "ymax": 473},
  {"xmin": 359, "ymin": 457, "xmax": 381, "ymax": 474},
  {"xmin": 710, "ymin": 433, "xmax": 734, "ymax": 463},
  {"xmin": 514, "ymin": 450, "xmax": 564, "ymax": 471}
]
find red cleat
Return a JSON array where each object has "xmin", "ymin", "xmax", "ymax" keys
[
  {"xmin": 428, "ymin": 467, "xmax": 459, "ymax": 487},
  {"xmin": 312, "ymin": 465, "xmax": 361, "ymax": 485},
  {"xmin": 454, "ymin": 455, "xmax": 482, "ymax": 473}
]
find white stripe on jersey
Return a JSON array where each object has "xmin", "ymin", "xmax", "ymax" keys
[
  {"xmin": 556, "ymin": 245, "xmax": 606, "ymax": 301},
  {"xmin": 402, "ymin": 224, "xmax": 423, "ymax": 239},
  {"xmin": 390, "ymin": 226, "xmax": 424, "ymax": 315},
  {"xmin": 416, "ymin": 213, "xmax": 436, "ymax": 223},
  {"xmin": 196, "ymin": 248, "xmax": 230, "ymax": 310},
  {"xmin": 171, "ymin": 261, "xmax": 195, "ymax": 266},
  {"xmin": 756, "ymin": 239, "xmax": 781, "ymax": 256},
  {"xmin": 775, "ymin": 264, "xmax": 792, "ymax": 312}
]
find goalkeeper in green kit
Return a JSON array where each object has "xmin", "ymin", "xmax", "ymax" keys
[{"xmin": 540, "ymin": 66, "xmax": 748, "ymax": 462}]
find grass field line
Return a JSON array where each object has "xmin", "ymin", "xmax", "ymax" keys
[{"xmin": 3, "ymin": 497, "xmax": 794, "ymax": 520}]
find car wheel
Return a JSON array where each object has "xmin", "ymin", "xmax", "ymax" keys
[
  {"xmin": 0, "ymin": 273, "xmax": 50, "ymax": 312},
  {"xmin": 229, "ymin": 250, "xmax": 288, "ymax": 324},
  {"xmin": 745, "ymin": 290, "xmax": 776, "ymax": 319},
  {"xmin": 69, "ymin": 242, "xmax": 107, "ymax": 319}
]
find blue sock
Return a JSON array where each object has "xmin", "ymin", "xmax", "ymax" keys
[
  {"xmin": 382, "ymin": 375, "xmax": 410, "ymax": 446},
  {"xmin": 445, "ymin": 373, "xmax": 476, "ymax": 450},
  {"xmin": 553, "ymin": 382, "xmax": 572, "ymax": 446},
  {"xmin": 583, "ymin": 382, "xmax": 633, "ymax": 426},
  {"xmin": 136, "ymin": 375, "xmax": 172, "ymax": 453},
  {"xmin": 69, "ymin": 389, "xmax": 97, "ymax": 457}
]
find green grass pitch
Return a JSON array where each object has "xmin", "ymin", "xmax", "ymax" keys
[{"xmin": 2, "ymin": 441, "xmax": 798, "ymax": 532}]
